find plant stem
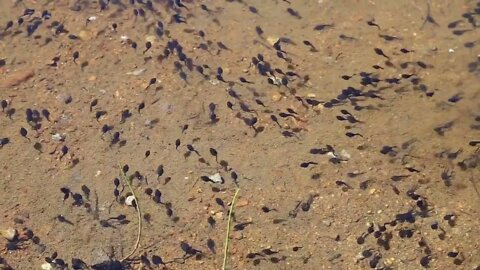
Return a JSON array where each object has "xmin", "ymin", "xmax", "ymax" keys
[
  {"xmin": 222, "ymin": 188, "xmax": 240, "ymax": 270},
  {"xmin": 118, "ymin": 164, "xmax": 142, "ymax": 262}
]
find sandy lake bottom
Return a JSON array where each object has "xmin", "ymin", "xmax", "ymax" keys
[{"xmin": 0, "ymin": 0, "xmax": 480, "ymax": 269}]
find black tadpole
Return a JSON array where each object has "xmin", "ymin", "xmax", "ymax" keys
[
  {"xmin": 244, "ymin": 117, "xmax": 258, "ymax": 131},
  {"xmin": 89, "ymin": 99, "xmax": 98, "ymax": 112},
  {"xmin": 60, "ymin": 145, "xmax": 68, "ymax": 159},
  {"xmin": 33, "ymin": 142, "xmax": 42, "ymax": 152},
  {"xmin": 1, "ymin": 100, "xmax": 7, "ymax": 111},
  {"xmin": 421, "ymin": 2, "xmax": 439, "ymax": 29},
  {"xmin": 374, "ymin": 48, "xmax": 390, "ymax": 59},
  {"xmin": 156, "ymin": 165, "xmax": 164, "ymax": 179},
  {"xmin": 143, "ymin": 42, "xmax": 152, "ymax": 54},
  {"xmin": 72, "ymin": 51, "xmax": 79, "ymax": 63},
  {"xmin": 175, "ymin": 139, "xmax": 181, "ymax": 150},
  {"xmin": 138, "ymin": 102, "xmax": 145, "ymax": 113},
  {"xmin": 20, "ymin": 127, "xmax": 30, "ymax": 140},
  {"xmin": 303, "ymin": 40, "xmax": 317, "ymax": 52},
  {"xmin": 209, "ymin": 148, "xmax": 218, "ymax": 161},
  {"xmin": 56, "ymin": 215, "xmax": 74, "ymax": 225},
  {"xmin": 367, "ymin": 19, "xmax": 381, "ymax": 30},
  {"xmin": 145, "ymin": 78, "xmax": 156, "ymax": 89},
  {"xmin": 270, "ymin": 115, "xmax": 281, "ymax": 127}
]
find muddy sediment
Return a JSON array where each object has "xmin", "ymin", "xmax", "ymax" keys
[{"xmin": 0, "ymin": 1, "xmax": 479, "ymax": 269}]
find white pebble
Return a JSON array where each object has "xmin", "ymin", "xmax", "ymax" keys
[{"xmin": 125, "ymin": 195, "xmax": 136, "ymax": 206}]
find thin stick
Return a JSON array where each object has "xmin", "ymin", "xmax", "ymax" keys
[
  {"xmin": 222, "ymin": 188, "xmax": 240, "ymax": 270},
  {"xmin": 118, "ymin": 164, "xmax": 142, "ymax": 262},
  {"xmin": 469, "ymin": 175, "xmax": 480, "ymax": 202}
]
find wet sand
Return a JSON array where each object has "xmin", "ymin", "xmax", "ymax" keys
[{"xmin": 0, "ymin": 0, "xmax": 479, "ymax": 269}]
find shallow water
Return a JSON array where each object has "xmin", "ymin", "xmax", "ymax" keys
[{"xmin": 0, "ymin": 0, "xmax": 479, "ymax": 269}]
